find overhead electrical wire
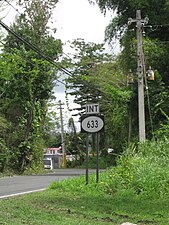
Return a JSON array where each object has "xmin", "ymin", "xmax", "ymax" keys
[
  {"xmin": 0, "ymin": 11, "xmax": 95, "ymax": 85},
  {"xmin": 0, "ymin": 0, "xmax": 76, "ymax": 78},
  {"xmin": 0, "ymin": 2, "xmax": 124, "ymax": 106},
  {"xmin": 144, "ymin": 24, "xmax": 169, "ymax": 29},
  {"xmin": 4, "ymin": 0, "xmax": 79, "ymax": 66},
  {"xmin": 142, "ymin": 54, "xmax": 154, "ymax": 138},
  {"xmin": 0, "ymin": 0, "xmax": 9, "ymax": 11},
  {"xmin": 4, "ymin": 0, "xmax": 117, "ymax": 84},
  {"xmin": 4, "ymin": 0, "xmax": 20, "ymax": 14},
  {"xmin": 0, "ymin": 19, "xmax": 107, "ymax": 102},
  {"xmin": 0, "ymin": 39, "xmax": 67, "ymax": 87},
  {"xmin": 0, "ymin": 20, "xmax": 74, "ymax": 77},
  {"xmin": 2, "ymin": 0, "xmax": 162, "ymax": 131},
  {"xmin": 1, "ymin": 1, "xmax": 157, "ymax": 131}
]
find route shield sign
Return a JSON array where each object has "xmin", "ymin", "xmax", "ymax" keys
[{"xmin": 81, "ymin": 115, "xmax": 104, "ymax": 133}]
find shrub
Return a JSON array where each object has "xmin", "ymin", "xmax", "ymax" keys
[{"xmin": 102, "ymin": 140, "xmax": 169, "ymax": 198}]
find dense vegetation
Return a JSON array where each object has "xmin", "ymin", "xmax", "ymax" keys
[
  {"xmin": 0, "ymin": 0, "xmax": 62, "ymax": 173},
  {"xmin": 92, "ymin": 0, "xmax": 169, "ymax": 140},
  {"xmin": 0, "ymin": 1, "xmax": 169, "ymax": 223},
  {"xmin": 0, "ymin": 141, "xmax": 168, "ymax": 224},
  {"xmin": 1, "ymin": 0, "xmax": 169, "ymax": 174},
  {"xmin": 51, "ymin": 139, "xmax": 169, "ymax": 199}
]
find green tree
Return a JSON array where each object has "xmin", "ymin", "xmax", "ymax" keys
[
  {"xmin": 66, "ymin": 39, "xmax": 112, "ymax": 109},
  {"xmin": 91, "ymin": 0, "xmax": 169, "ymax": 141},
  {"xmin": 67, "ymin": 118, "xmax": 80, "ymax": 158},
  {"xmin": 1, "ymin": 0, "xmax": 62, "ymax": 172},
  {"xmin": 43, "ymin": 109, "xmax": 61, "ymax": 148},
  {"xmin": 65, "ymin": 39, "xmax": 132, "ymax": 153}
]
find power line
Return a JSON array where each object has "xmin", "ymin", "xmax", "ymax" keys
[
  {"xmin": 4, "ymin": 0, "xmax": 20, "ymax": 14},
  {"xmin": 0, "ymin": 0, "xmax": 10, "ymax": 11},
  {"xmin": 143, "ymin": 63, "xmax": 154, "ymax": 139},
  {"xmin": 4, "ymin": 0, "xmax": 79, "ymax": 65},
  {"xmin": 0, "ymin": 43, "xmax": 67, "ymax": 89},
  {"xmin": 0, "ymin": 18, "xmax": 118, "ymax": 109},
  {"xmin": 0, "ymin": 0, "xmax": 134, "ymax": 125},
  {"xmin": 0, "ymin": 26, "xmax": 100, "ymax": 100},
  {"xmin": 0, "ymin": 20, "xmax": 74, "ymax": 77},
  {"xmin": 1, "ymin": 20, "xmax": 107, "ymax": 93},
  {"xmin": 0, "ymin": 39, "xmax": 67, "ymax": 89},
  {"xmin": 0, "ymin": 18, "xmax": 98, "ymax": 94},
  {"xmin": 0, "ymin": 24, "xmax": 102, "ymax": 102},
  {"xmin": 0, "ymin": 30, "xmax": 70, "ymax": 88},
  {"xmin": 1, "ymin": 1, "xmax": 116, "ymax": 95},
  {"xmin": 145, "ymin": 24, "xmax": 169, "ymax": 28}
]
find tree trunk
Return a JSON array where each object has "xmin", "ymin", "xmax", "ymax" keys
[{"xmin": 24, "ymin": 95, "xmax": 36, "ymax": 140}]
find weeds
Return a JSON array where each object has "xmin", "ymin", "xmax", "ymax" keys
[
  {"xmin": 50, "ymin": 140, "xmax": 169, "ymax": 199},
  {"xmin": 100, "ymin": 140, "xmax": 169, "ymax": 198},
  {"xmin": 1, "ymin": 140, "xmax": 169, "ymax": 224}
]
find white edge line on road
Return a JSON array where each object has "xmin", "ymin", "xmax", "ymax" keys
[{"xmin": 0, "ymin": 188, "xmax": 46, "ymax": 199}]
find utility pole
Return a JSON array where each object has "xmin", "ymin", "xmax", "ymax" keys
[
  {"xmin": 58, "ymin": 100, "xmax": 67, "ymax": 168},
  {"xmin": 128, "ymin": 10, "xmax": 148, "ymax": 142}
]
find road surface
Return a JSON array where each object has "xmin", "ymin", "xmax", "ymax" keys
[{"xmin": 0, "ymin": 169, "xmax": 95, "ymax": 199}]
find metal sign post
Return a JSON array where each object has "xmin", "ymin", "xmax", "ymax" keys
[
  {"xmin": 86, "ymin": 133, "xmax": 89, "ymax": 185},
  {"xmin": 81, "ymin": 103, "xmax": 104, "ymax": 185},
  {"xmin": 96, "ymin": 132, "xmax": 99, "ymax": 183}
]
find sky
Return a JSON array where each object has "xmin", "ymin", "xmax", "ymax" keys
[
  {"xmin": 51, "ymin": 0, "xmax": 117, "ymax": 129},
  {"xmin": 54, "ymin": 0, "xmax": 113, "ymax": 43},
  {"xmin": 1, "ymin": 0, "xmax": 118, "ymax": 130}
]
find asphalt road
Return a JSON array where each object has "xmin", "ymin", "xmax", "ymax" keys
[{"xmin": 0, "ymin": 169, "xmax": 95, "ymax": 199}]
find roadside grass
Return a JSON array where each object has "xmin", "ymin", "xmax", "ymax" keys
[
  {"xmin": 0, "ymin": 173, "xmax": 169, "ymax": 225},
  {"xmin": 0, "ymin": 140, "xmax": 169, "ymax": 224}
]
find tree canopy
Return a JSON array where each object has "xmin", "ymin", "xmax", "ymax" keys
[
  {"xmin": 0, "ymin": 0, "xmax": 63, "ymax": 173},
  {"xmin": 1, "ymin": 0, "xmax": 169, "ymax": 173},
  {"xmin": 92, "ymin": 0, "xmax": 169, "ymax": 128}
]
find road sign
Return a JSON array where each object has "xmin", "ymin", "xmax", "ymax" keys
[
  {"xmin": 81, "ymin": 115, "xmax": 104, "ymax": 133},
  {"xmin": 85, "ymin": 103, "xmax": 99, "ymax": 114}
]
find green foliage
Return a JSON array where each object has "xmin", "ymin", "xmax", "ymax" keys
[
  {"xmin": 66, "ymin": 39, "xmax": 112, "ymax": 107},
  {"xmin": 0, "ymin": 180, "xmax": 168, "ymax": 224},
  {"xmin": 102, "ymin": 86, "xmax": 132, "ymax": 150},
  {"xmin": 70, "ymin": 155, "xmax": 116, "ymax": 169},
  {"xmin": 143, "ymin": 38, "xmax": 167, "ymax": 70},
  {"xmin": 43, "ymin": 109, "xmax": 61, "ymax": 147},
  {"xmin": 145, "ymin": 70, "xmax": 169, "ymax": 135},
  {"xmin": 0, "ymin": 141, "xmax": 7, "ymax": 172},
  {"xmin": 102, "ymin": 140, "xmax": 169, "ymax": 198},
  {"xmin": 0, "ymin": 114, "xmax": 10, "ymax": 172},
  {"xmin": 94, "ymin": 0, "xmax": 169, "ymax": 141},
  {"xmin": 0, "ymin": 168, "xmax": 168, "ymax": 225},
  {"xmin": 66, "ymin": 39, "xmax": 131, "ymax": 152},
  {"xmin": 50, "ymin": 139, "xmax": 169, "ymax": 200},
  {"xmin": 95, "ymin": 0, "xmax": 169, "ymax": 40},
  {"xmin": 0, "ymin": 0, "xmax": 62, "ymax": 173},
  {"xmin": 154, "ymin": 110, "xmax": 169, "ymax": 139},
  {"xmin": 105, "ymin": 16, "xmax": 123, "ymax": 41},
  {"xmin": 118, "ymin": 35, "xmax": 169, "ymax": 139}
]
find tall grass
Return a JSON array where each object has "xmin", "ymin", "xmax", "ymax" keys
[
  {"xmin": 50, "ymin": 140, "xmax": 169, "ymax": 200},
  {"xmin": 102, "ymin": 140, "xmax": 169, "ymax": 198}
]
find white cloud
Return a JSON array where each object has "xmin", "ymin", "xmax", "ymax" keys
[
  {"xmin": 52, "ymin": 0, "xmax": 116, "ymax": 130},
  {"xmin": 1, "ymin": 0, "xmax": 117, "ymax": 131},
  {"xmin": 54, "ymin": 0, "xmax": 113, "ymax": 43}
]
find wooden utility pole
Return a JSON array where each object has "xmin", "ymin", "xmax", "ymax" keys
[
  {"xmin": 128, "ymin": 10, "xmax": 148, "ymax": 142},
  {"xmin": 58, "ymin": 100, "xmax": 67, "ymax": 168}
]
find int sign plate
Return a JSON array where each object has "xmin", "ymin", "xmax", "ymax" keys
[
  {"xmin": 85, "ymin": 104, "xmax": 99, "ymax": 115},
  {"xmin": 81, "ymin": 115, "xmax": 104, "ymax": 133}
]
